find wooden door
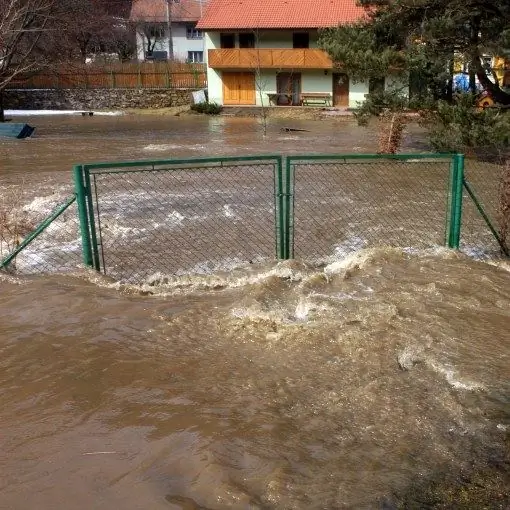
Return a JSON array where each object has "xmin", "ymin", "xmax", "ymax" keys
[
  {"xmin": 333, "ymin": 73, "xmax": 349, "ymax": 107},
  {"xmin": 222, "ymin": 72, "xmax": 255, "ymax": 105}
]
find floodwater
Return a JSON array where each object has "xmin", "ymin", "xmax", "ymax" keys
[{"xmin": 0, "ymin": 114, "xmax": 509, "ymax": 509}]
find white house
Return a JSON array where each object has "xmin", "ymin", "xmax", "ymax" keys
[
  {"xmin": 196, "ymin": 0, "xmax": 407, "ymax": 107},
  {"xmin": 130, "ymin": 0, "xmax": 207, "ymax": 62}
]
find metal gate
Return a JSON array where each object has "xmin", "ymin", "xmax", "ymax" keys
[{"xmin": 74, "ymin": 156, "xmax": 284, "ymax": 282}]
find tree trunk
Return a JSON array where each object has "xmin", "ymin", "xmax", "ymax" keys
[
  {"xmin": 446, "ymin": 58, "xmax": 454, "ymax": 102},
  {"xmin": 471, "ymin": 56, "xmax": 510, "ymax": 105},
  {"xmin": 0, "ymin": 90, "xmax": 5, "ymax": 123},
  {"xmin": 469, "ymin": 69, "xmax": 477, "ymax": 94}
]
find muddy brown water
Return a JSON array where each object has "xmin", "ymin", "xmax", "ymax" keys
[{"xmin": 0, "ymin": 115, "xmax": 509, "ymax": 509}]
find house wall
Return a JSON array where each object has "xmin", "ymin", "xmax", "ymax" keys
[
  {"xmin": 214, "ymin": 30, "xmax": 320, "ymax": 49},
  {"xmin": 349, "ymin": 80, "xmax": 370, "ymax": 108},
  {"xmin": 172, "ymin": 23, "xmax": 205, "ymax": 61},
  {"xmin": 254, "ymin": 71, "xmax": 277, "ymax": 106},
  {"xmin": 208, "ymin": 68, "xmax": 371, "ymax": 108},
  {"xmin": 136, "ymin": 23, "xmax": 205, "ymax": 62},
  {"xmin": 205, "ymin": 32, "xmax": 222, "ymax": 103},
  {"xmin": 203, "ymin": 30, "xmax": 396, "ymax": 107}
]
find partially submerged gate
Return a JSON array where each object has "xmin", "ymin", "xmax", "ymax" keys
[{"xmin": 73, "ymin": 156, "xmax": 284, "ymax": 281}]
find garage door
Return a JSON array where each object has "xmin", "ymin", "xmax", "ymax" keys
[{"xmin": 223, "ymin": 72, "xmax": 256, "ymax": 105}]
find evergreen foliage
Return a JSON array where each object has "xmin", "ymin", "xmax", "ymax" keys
[{"xmin": 318, "ymin": 0, "xmax": 510, "ymax": 104}]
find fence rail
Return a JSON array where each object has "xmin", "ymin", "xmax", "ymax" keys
[
  {"xmin": 1, "ymin": 153, "xmax": 506, "ymax": 282},
  {"xmin": 6, "ymin": 62, "xmax": 207, "ymax": 90}
]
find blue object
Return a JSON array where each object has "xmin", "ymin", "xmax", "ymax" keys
[{"xmin": 0, "ymin": 122, "xmax": 35, "ymax": 139}]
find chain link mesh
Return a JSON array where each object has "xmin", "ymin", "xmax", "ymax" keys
[
  {"xmin": 290, "ymin": 157, "xmax": 452, "ymax": 262},
  {"xmin": 0, "ymin": 197, "xmax": 82, "ymax": 275},
  {"xmin": 4, "ymin": 154, "xmax": 506, "ymax": 280},
  {"xmin": 461, "ymin": 159, "xmax": 507, "ymax": 259},
  {"xmin": 89, "ymin": 160, "xmax": 279, "ymax": 282}
]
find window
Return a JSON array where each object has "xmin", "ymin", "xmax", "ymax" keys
[
  {"xmin": 293, "ymin": 32, "xmax": 309, "ymax": 48},
  {"xmin": 148, "ymin": 24, "xmax": 165, "ymax": 39},
  {"xmin": 187, "ymin": 51, "xmax": 203, "ymax": 63},
  {"xmin": 369, "ymin": 77, "xmax": 385, "ymax": 94},
  {"xmin": 239, "ymin": 32, "xmax": 255, "ymax": 48},
  {"xmin": 220, "ymin": 33, "xmax": 235, "ymax": 48},
  {"xmin": 186, "ymin": 25, "xmax": 203, "ymax": 39}
]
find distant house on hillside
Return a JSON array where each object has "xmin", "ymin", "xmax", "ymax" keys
[
  {"xmin": 130, "ymin": 0, "xmax": 207, "ymax": 62},
  {"xmin": 196, "ymin": 0, "xmax": 406, "ymax": 107}
]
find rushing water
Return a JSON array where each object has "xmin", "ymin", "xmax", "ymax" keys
[{"xmin": 1, "ymin": 115, "xmax": 509, "ymax": 509}]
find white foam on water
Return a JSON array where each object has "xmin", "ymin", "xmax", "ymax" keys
[
  {"xmin": 428, "ymin": 361, "xmax": 485, "ymax": 391},
  {"xmin": 15, "ymin": 238, "xmax": 82, "ymax": 270},
  {"xmin": 142, "ymin": 144, "xmax": 185, "ymax": 152},
  {"xmin": 119, "ymin": 260, "xmax": 308, "ymax": 295},
  {"xmin": 222, "ymin": 204, "xmax": 235, "ymax": 218},
  {"xmin": 332, "ymin": 236, "xmax": 368, "ymax": 258},
  {"xmin": 21, "ymin": 192, "xmax": 71, "ymax": 218},
  {"xmin": 167, "ymin": 210, "xmax": 185, "ymax": 225},
  {"xmin": 102, "ymin": 223, "xmax": 146, "ymax": 239},
  {"xmin": 324, "ymin": 247, "xmax": 381, "ymax": 276},
  {"xmin": 294, "ymin": 296, "xmax": 310, "ymax": 321}
]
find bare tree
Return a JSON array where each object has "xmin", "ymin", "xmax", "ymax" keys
[
  {"xmin": 57, "ymin": 0, "xmax": 135, "ymax": 62},
  {"xmin": 0, "ymin": 0, "xmax": 61, "ymax": 119}
]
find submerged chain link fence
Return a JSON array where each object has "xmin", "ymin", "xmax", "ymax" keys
[
  {"xmin": 2, "ymin": 152, "xmax": 506, "ymax": 283},
  {"xmin": 0, "ymin": 195, "xmax": 81, "ymax": 274},
  {"xmin": 77, "ymin": 156, "xmax": 283, "ymax": 282},
  {"xmin": 462, "ymin": 158, "xmax": 509, "ymax": 258},
  {"xmin": 288, "ymin": 154, "xmax": 460, "ymax": 263}
]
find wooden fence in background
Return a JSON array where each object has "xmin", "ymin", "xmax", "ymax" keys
[{"xmin": 6, "ymin": 62, "xmax": 207, "ymax": 90}]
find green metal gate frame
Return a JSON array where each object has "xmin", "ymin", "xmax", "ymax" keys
[
  {"xmin": 73, "ymin": 155, "xmax": 285, "ymax": 272},
  {"xmin": 283, "ymin": 153, "xmax": 465, "ymax": 259},
  {"xmin": 74, "ymin": 153, "xmax": 464, "ymax": 273}
]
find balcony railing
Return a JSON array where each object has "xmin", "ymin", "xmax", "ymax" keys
[{"xmin": 207, "ymin": 49, "xmax": 333, "ymax": 69}]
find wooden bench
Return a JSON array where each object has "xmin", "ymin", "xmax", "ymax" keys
[
  {"xmin": 266, "ymin": 93, "xmax": 293, "ymax": 106},
  {"xmin": 300, "ymin": 93, "xmax": 332, "ymax": 106}
]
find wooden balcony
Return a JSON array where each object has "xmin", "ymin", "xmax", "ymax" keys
[{"xmin": 207, "ymin": 49, "xmax": 333, "ymax": 69}]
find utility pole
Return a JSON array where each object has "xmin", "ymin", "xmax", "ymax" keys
[{"xmin": 165, "ymin": 0, "xmax": 174, "ymax": 60}]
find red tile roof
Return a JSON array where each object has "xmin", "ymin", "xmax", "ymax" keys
[
  {"xmin": 196, "ymin": 0, "xmax": 366, "ymax": 29},
  {"xmin": 130, "ymin": 0, "xmax": 207, "ymax": 23}
]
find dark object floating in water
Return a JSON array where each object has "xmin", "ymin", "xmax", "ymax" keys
[
  {"xmin": 81, "ymin": 111, "xmax": 94, "ymax": 116},
  {"xmin": 0, "ymin": 122, "xmax": 35, "ymax": 139},
  {"xmin": 281, "ymin": 127, "xmax": 310, "ymax": 132}
]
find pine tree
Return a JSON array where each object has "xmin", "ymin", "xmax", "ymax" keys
[{"xmin": 318, "ymin": 0, "xmax": 510, "ymax": 104}]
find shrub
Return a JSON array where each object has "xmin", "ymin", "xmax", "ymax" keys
[{"xmin": 190, "ymin": 101, "xmax": 222, "ymax": 115}]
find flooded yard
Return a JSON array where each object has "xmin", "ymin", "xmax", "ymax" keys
[{"xmin": 0, "ymin": 113, "xmax": 508, "ymax": 510}]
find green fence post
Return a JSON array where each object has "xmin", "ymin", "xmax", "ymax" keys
[
  {"xmin": 285, "ymin": 157, "xmax": 293, "ymax": 259},
  {"xmin": 448, "ymin": 154, "xmax": 464, "ymax": 249},
  {"xmin": 83, "ymin": 170, "xmax": 101, "ymax": 270},
  {"xmin": 276, "ymin": 157, "xmax": 285, "ymax": 259},
  {"xmin": 73, "ymin": 164, "xmax": 94, "ymax": 267}
]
